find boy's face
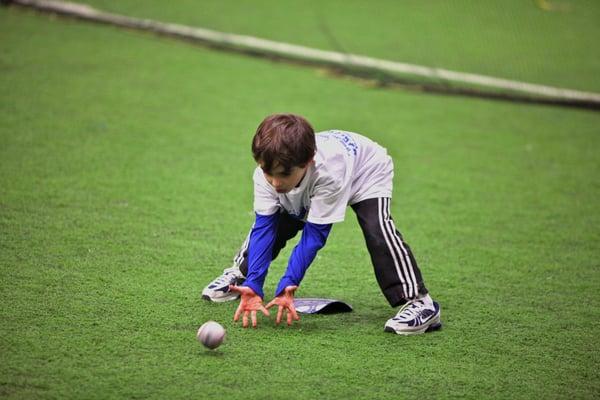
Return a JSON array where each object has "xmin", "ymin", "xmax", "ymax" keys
[{"xmin": 261, "ymin": 161, "xmax": 312, "ymax": 194}]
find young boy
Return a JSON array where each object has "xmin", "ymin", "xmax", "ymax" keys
[{"xmin": 202, "ymin": 114, "xmax": 441, "ymax": 335}]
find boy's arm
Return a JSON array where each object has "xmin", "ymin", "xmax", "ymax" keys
[
  {"xmin": 241, "ymin": 212, "xmax": 280, "ymax": 299},
  {"xmin": 241, "ymin": 167, "xmax": 281, "ymax": 298},
  {"xmin": 274, "ymin": 221, "xmax": 332, "ymax": 296},
  {"xmin": 231, "ymin": 212, "xmax": 279, "ymax": 328}
]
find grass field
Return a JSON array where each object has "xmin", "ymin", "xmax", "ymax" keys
[{"xmin": 1, "ymin": 4, "xmax": 599, "ymax": 400}]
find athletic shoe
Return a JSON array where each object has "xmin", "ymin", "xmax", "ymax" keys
[
  {"xmin": 384, "ymin": 295, "xmax": 441, "ymax": 335},
  {"xmin": 201, "ymin": 266, "xmax": 245, "ymax": 302}
]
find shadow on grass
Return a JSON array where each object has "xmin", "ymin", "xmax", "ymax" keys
[{"xmin": 198, "ymin": 349, "xmax": 226, "ymax": 357}]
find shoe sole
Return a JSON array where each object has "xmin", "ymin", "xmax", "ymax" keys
[
  {"xmin": 384, "ymin": 318, "xmax": 442, "ymax": 335},
  {"xmin": 201, "ymin": 293, "xmax": 240, "ymax": 303}
]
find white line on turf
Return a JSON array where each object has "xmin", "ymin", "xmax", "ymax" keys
[{"xmin": 11, "ymin": 0, "xmax": 600, "ymax": 104}]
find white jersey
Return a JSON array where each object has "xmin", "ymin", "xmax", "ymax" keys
[{"xmin": 253, "ymin": 130, "xmax": 394, "ymax": 224}]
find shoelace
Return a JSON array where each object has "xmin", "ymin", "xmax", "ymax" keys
[
  {"xmin": 397, "ymin": 300, "xmax": 425, "ymax": 319},
  {"xmin": 210, "ymin": 268, "xmax": 240, "ymax": 286}
]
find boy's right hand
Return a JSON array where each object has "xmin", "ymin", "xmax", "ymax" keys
[{"xmin": 229, "ymin": 285, "xmax": 270, "ymax": 328}]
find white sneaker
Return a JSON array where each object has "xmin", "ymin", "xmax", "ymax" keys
[
  {"xmin": 384, "ymin": 295, "xmax": 441, "ymax": 335},
  {"xmin": 201, "ymin": 266, "xmax": 245, "ymax": 302}
]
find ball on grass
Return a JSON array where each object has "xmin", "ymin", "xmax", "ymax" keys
[{"xmin": 196, "ymin": 321, "xmax": 226, "ymax": 350}]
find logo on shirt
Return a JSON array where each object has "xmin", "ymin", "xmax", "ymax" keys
[{"xmin": 329, "ymin": 131, "xmax": 358, "ymax": 156}]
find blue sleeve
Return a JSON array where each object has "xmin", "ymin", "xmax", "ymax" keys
[
  {"xmin": 275, "ymin": 222, "xmax": 332, "ymax": 297},
  {"xmin": 241, "ymin": 212, "xmax": 280, "ymax": 299}
]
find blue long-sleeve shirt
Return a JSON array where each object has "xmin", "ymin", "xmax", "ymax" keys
[
  {"xmin": 241, "ymin": 213, "xmax": 332, "ymax": 298},
  {"xmin": 241, "ymin": 213, "xmax": 279, "ymax": 299}
]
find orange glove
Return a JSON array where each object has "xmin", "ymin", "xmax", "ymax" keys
[
  {"xmin": 265, "ymin": 286, "xmax": 300, "ymax": 326},
  {"xmin": 230, "ymin": 285, "xmax": 270, "ymax": 328}
]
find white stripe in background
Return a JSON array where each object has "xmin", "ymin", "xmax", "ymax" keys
[
  {"xmin": 11, "ymin": 0, "xmax": 600, "ymax": 104},
  {"xmin": 378, "ymin": 198, "xmax": 412, "ymax": 299}
]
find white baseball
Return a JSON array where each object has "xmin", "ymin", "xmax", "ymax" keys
[{"xmin": 196, "ymin": 321, "xmax": 226, "ymax": 349}]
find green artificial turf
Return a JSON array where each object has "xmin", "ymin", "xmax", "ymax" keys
[
  {"xmin": 80, "ymin": 0, "xmax": 600, "ymax": 92},
  {"xmin": 1, "ymin": 6, "xmax": 599, "ymax": 400}
]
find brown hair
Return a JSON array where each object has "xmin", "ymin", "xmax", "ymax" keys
[{"xmin": 252, "ymin": 113, "xmax": 316, "ymax": 175}]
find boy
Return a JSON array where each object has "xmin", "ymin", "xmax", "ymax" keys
[{"xmin": 202, "ymin": 114, "xmax": 441, "ymax": 335}]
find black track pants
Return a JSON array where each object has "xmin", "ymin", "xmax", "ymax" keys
[
  {"xmin": 351, "ymin": 198, "xmax": 427, "ymax": 306},
  {"xmin": 234, "ymin": 197, "xmax": 427, "ymax": 307}
]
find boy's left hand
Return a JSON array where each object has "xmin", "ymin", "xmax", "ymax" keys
[{"xmin": 266, "ymin": 286, "xmax": 300, "ymax": 326}]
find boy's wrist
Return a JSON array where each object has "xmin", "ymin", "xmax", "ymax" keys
[
  {"xmin": 241, "ymin": 281, "xmax": 264, "ymax": 299},
  {"xmin": 275, "ymin": 277, "xmax": 298, "ymax": 297}
]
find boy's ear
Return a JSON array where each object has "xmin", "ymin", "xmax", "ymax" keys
[{"xmin": 301, "ymin": 158, "xmax": 314, "ymax": 169}]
